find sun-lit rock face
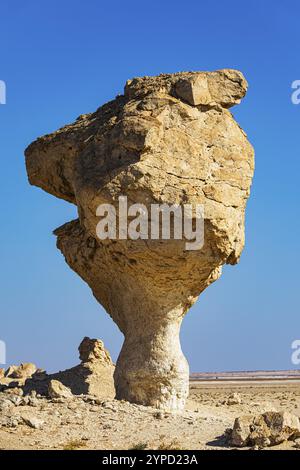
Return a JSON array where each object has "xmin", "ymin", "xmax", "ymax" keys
[{"xmin": 25, "ymin": 70, "xmax": 254, "ymax": 411}]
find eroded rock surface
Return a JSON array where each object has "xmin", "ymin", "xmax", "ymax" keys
[
  {"xmin": 0, "ymin": 338, "xmax": 115, "ymax": 400},
  {"xmin": 230, "ymin": 412, "xmax": 300, "ymax": 447},
  {"xmin": 25, "ymin": 70, "xmax": 254, "ymax": 411},
  {"xmin": 48, "ymin": 380, "xmax": 73, "ymax": 399},
  {"xmin": 0, "ymin": 363, "xmax": 38, "ymax": 389}
]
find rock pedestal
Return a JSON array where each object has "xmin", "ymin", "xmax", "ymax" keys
[{"xmin": 25, "ymin": 70, "xmax": 254, "ymax": 411}]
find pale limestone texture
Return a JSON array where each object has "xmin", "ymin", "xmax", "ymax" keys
[
  {"xmin": 48, "ymin": 380, "xmax": 73, "ymax": 399},
  {"xmin": 5, "ymin": 363, "xmax": 37, "ymax": 380},
  {"xmin": 25, "ymin": 70, "xmax": 254, "ymax": 411},
  {"xmin": 231, "ymin": 412, "xmax": 300, "ymax": 447}
]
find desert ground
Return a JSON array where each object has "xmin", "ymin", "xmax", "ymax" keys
[{"xmin": 1, "ymin": 379, "xmax": 300, "ymax": 451}]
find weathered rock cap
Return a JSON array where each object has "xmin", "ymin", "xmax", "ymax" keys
[
  {"xmin": 24, "ymin": 68, "xmax": 249, "ymax": 206},
  {"xmin": 125, "ymin": 69, "xmax": 248, "ymax": 108}
]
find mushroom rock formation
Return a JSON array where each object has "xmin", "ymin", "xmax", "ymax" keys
[{"xmin": 25, "ymin": 70, "xmax": 254, "ymax": 412}]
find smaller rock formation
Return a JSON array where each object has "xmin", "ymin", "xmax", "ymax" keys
[
  {"xmin": 0, "ymin": 363, "xmax": 38, "ymax": 389},
  {"xmin": 6, "ymin": 363, "xmax": 37, "ymax": 380},
  {"xmin": 230, "ymin": 412, "xmax": 300, "ymax": 447},
  {"xmin": 0, "ymin": 338, "xmax": 115, "ymax": 400},
  {"xmin": 46, "ymin": 337, "xmax": 115, "ymax": 398},
  {"xmin": 76, "ymin": 337, "xmax": 115, "ymax": 398}
]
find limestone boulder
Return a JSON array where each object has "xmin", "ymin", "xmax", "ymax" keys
[
  {"xmin": 48, "ymin": 380, "xmax": 73, "ymax": 399},
  {"xmin": 7, "ymin": 363, "xmax": 37, "ymax": 380},
  {"xmin": 226, "ymin": 392, "xmax": 242, "ymax": 405},
  {"xmin": 230, "ymin": 412, "xmax": 300, "ymax": 447}
]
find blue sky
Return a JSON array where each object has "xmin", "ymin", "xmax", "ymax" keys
[{"xmin": 0, "ymin": 0, "xmax": 299, "ymax": 373}]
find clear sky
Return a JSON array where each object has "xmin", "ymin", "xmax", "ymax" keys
[{"xmin": 1, "ymin": 0, "xmax": 299, "ymax": 373}]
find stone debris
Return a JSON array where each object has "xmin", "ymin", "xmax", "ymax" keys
[
  {"xmin": 0, "ymin": 386, "xmax": 299, "ymax": 450},
  {"xmin": 226, "ymin": 392, "xmax": 242, "ymax": 405},
  {"xmin": 48, "ymin": 380, "xmax": 73, "ymax": 399},
  {"xmin": 6, "ymin": 363, "xmax": 37, "ymax": 380},
  {"xmin": 230, "ymin": 411, "xmax": 300, "ymax": 447},
  {"xmin": 0, "ymin": 397, "xmax": 14, "ymax": 411},
  {"xmin": 23, "ymin": 416, "xmax": 44, "ymax": 430},
  {"xmin": 25, "ymin": 69, "xmax": 254, "ymax": 411},
  {"xmin": 0, "ymin": 363, "xmax": 38, "ymax": 390},
  {"xmin": 0, "ymin": 337, "xmax": 115, "ymax": 401},
  {"xmin": 0, "ymin": 414, "xmax": 23, "ymax": 428},
  {"xmin": 45, "ymin": 337, "xmax": 115, "ymax": 399}
]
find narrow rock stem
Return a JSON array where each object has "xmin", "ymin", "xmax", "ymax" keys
[{"xmin": 114, "ymin": 317, "xmax": 189, "ymax": 412}]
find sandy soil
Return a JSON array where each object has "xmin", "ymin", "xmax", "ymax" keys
[{"xmin": 0, "ymin": 380, "xmax": 300, "ymax": 450}]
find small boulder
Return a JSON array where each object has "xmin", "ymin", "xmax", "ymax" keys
[
  {"xmin": 23, "ymin": 416, "xmax": 44, "ymax": 430},
  {"xmin": 0, "ymin": 415, "xmax": 22, "ymax": 428},
  {"xmin": 48, "ymin": 380, "xmax": 73, "ymax": 399},
  {"xmin": 0, "ymin": 398, "xmax": 14, "ymax": 412},
  {"xmin": 231, "ymin": 415, "xmax": 255, "ymax": 446},
  {"xmin": 264, "ymin": 411, "xmax": 300, "ymax": 445},
  {"xmin": 8, "ymin": 395, "xmax": 23, "ymax": 406},
  {"xmin": 226, "ymin": 392, "xmax": 242, "ymax": 405},
  {"xmin": 230, "ymin": 411, "xmax": 300, "ymax": 447},
  {"xmin": 6, "ymin": 363, "xmax": 37, "ymax": 379}
]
